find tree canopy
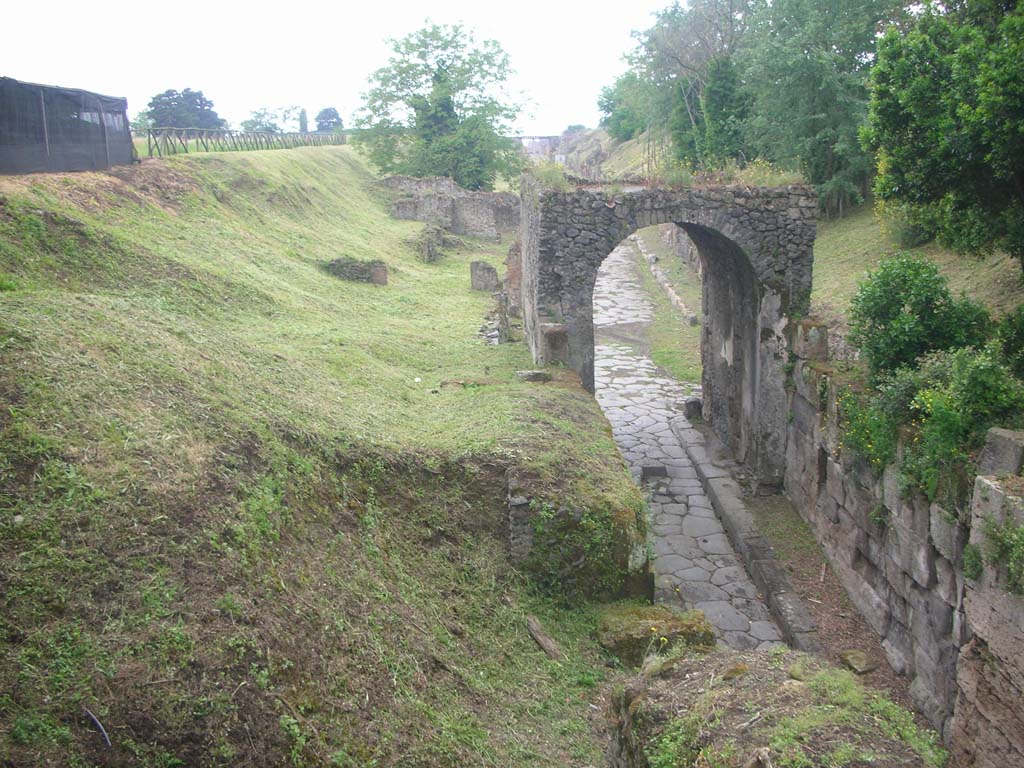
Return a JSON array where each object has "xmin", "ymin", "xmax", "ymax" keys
[
  {"xmin": 864, "ymin": 2, "xmax": 1024, "ymax": 270},
  {"xmin": 355, "ymin": 22, "xmax": 523, "ymax": 190},
  {"xmin": 144, "ymin": 88, "xmax": 226, "ymax": 129},
  {"xmin": 315, "ymin": 107, "xmax": 343, "ymax": 133},
  {"xmin": 597, "ymin": 0, "xmax": 907, "ymax": 216}
]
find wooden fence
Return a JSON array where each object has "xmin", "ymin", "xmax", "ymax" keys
[{"xmin": 135, "ymin": 128, "xmax": 346, "ymax": 158}]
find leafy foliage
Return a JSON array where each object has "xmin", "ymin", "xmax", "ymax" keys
[
  {"xmin": 742, "ymin": 0, "xmax": 899, "ymax": 216},
  {"xmin": 865, "ymin": 4, "xmax": 1024, "ymax": 271},
  {"xmin": 849, "ymin": 253, "xmax": 989, "ymax": 379},
  {"xmin": 982, "ymin": 516, "xmax": 1024, "ymax": 595},
  {"xmin": 598, "ymin": 71, "xmax": 666, "ymax": 143},
  {"xmin": 355, "ymin": 23, "xmax": 522, "ymax": 190},
  {"xmin": 143, "ymin": 88, "xmax": 226, "ymax": 129},
  {"xmin": 997, "ymin": 305, "xmax": 1024, "ymax": 379},
  {"xmin": 315, "ymin": 107, "xmax": 343, "ymax": 133},
  {"xmin": 843, "ymin": 253, "xmax": 1024, "ymax": 504},
  {"xmin": 241, "ymin": 107, "xmax": 301, "ymax": 134},
  {"xmin": 599, "ymin": 0, "xmax": 909, "ymax": 215}
]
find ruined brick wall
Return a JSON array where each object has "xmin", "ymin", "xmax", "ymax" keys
[
  {"xmin": 382, "ymin": 175, "xmax": 519, "ymax": 241},
  {"xmin": 520, "ymin": 181, "xmax": 817, "ymax": 484},
  {"xmin": 785, "ymin": 329, "xmax": 1024, "ymax": 762}
]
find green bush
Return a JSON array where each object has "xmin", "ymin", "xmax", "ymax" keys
[
  {"xmin": 849, "ymin": 253, "xmax": 990, "ymax": 379},
  {"xmin": 532, "ymin": 161, "xmax": 573, "ymax": 192},
  {"xmin": 982, "ymin": 517, "xmax": 1024, "ymax": 595},
  {"xmin": 998, "ymin": 306, "xmax": 1024, "ymax": 379},
  {"xmin": 839, "ymin": 389, "xmax": 899, "ymax": 471},
  {"xmin": 901, "ymin": 347, "xmax": 1024, "ymax": 504},
  {"xmin": 842, "ymin": 346, "xmax": 1024, "ymax": 503}
]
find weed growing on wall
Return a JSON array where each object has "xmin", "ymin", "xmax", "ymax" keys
[
  {"xmin": 526, "ymin": 500, "xmax": 632, "ymax": 598},
  {"xmin": 982, "ymin": 517, "xmax": 1024, "ymax": 595}
]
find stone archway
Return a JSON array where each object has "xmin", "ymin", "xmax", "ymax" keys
[{"xmin": 519, "ymin": 179, "xmax": 817, "ymax": 484}]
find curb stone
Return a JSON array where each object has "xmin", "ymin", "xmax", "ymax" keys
[{"xmin": 671, "ymin": 417, "xmax": 822, "ymax": 654}]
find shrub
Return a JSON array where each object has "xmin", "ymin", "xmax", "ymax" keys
[
  {"xmin": 532, "ymin": 161, "xmax": 573, "ymax": 192},
  {"xmin": 849, "ymin": 253, "xmax": 990, "ymax": 379},
  {"xmin": 902, "ymin": 346, "xmax": 1024, "ymax": 504},
  {"xmin": 839, "ymin": 389, "xmax": 899, "ymax": 471},
  {"xmin": 998, "ymin": 306, "xmax": 1024, "ymax": 379},
  {"xmin": 982, "ymin": 516, "xmax": 1024, "ymax": 595}
]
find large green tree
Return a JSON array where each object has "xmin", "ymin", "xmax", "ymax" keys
[
  {"xmin": 144, "ymin": 88, "xmax": 226, "ymax": 129},
  {"xmin": 865, "ymin": 3, "xmax": 1024, "ymax": 271},
  {"xmin": 355, "ymin": 23, "xmax": 522, "ymax": 190},
  {"xmin": 315, "ymin": 107, "xmax": 343, "ymax": 133},
  {"xmin": 741, "ymin": 0, "xmax": 902, "ymax": 216}
]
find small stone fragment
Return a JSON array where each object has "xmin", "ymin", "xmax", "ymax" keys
[
  {"xmin": 683, "ymin": 396, "xmax": 703, "ymax": 421},
  {"xmin": 515, "ymin": 370, "xmax": 551, "ymax": 383},
  {"xmin": 839, "ymin": 649, "xmax": 878, "ymax": 675}
]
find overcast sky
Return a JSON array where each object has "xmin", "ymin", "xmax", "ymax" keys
[{"xmin": 4, "ymin": 0, "xmax": 668, "ymax": 135}]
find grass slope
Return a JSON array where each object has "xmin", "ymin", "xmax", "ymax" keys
[
  {"xmin": 0, "ymin": 147, "xmax": 642, "ymax": 766},
  {"xmin": 812, "ymin": 204, "xmax": 1023, "ymax": 331}
]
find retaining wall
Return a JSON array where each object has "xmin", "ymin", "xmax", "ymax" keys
[{"xmin": 784, "ymin": 324, "xmax": 1024, "ymax": 763}]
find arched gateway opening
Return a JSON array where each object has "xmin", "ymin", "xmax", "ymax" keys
[{"xmin": 520, "ymin": 179, "xmax": 817, "ymax": 484}]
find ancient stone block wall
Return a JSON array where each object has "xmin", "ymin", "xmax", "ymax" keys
[
  {"xmin": 382, "ymin": 175, "xmax": 519, "ymax": 241},
  {"xmin": 785, "ymin": 331, "xmax": 1024, "ymax": 762},
  {"xmin": 520, "ymin": 179, "xmax": 817, "ymax": 484},
  {"xmin": 949, "ymin": 477, "xmax": 1024, "ymax": 767}
]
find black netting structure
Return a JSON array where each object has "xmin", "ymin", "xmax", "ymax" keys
[{"xmin": 1, "ymin": 77, "xmax": 135, "ymax": 174}]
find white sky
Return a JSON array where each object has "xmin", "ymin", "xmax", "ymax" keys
[{"xmin": 3, "ymin": 0, "xmax": 668, "ymax": 135}]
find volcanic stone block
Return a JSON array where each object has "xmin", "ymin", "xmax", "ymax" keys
[{"xmin": 470, "ymin": 260, "xmax": 500, "ymax": 292}]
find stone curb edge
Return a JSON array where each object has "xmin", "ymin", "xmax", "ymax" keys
[{"xmin": 671, "ymin": 418, "xmax": 822, "ymax": 654}]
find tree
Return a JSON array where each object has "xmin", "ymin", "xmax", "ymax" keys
[
  {"xmin": 741, "ymin": 0, "xmax": 902, "ymax": 216},
  {"xmin": 864, "ymin": 4, "xmax": 1024, "ymax": 271},
  {"xmin": 240, "ymin": 107, "xmax": 301, "ymax": 134},
  {"xmin": 298, "ymin": 108, "xmax": 308, "ymax": 134},
  {"xmin": 598, "ymin": 72, "xmax": 653, "ymax": 142},
  {"xmin": 144, "ymin": 88, "xmax": 226, "ymax": 129},
  {"xmin": 315, "ymin": 107, "xmax": 343, "ymax": 133},
  {"xmin": 241, "ymin": 108, "xmax": 283, "ymax": 134},
  {"xmin": 355, "ymin": 22, "xmax": 523, "ymax": 190}
]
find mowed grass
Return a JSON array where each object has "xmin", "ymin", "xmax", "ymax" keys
[{"xmin": 0, "ymin": 147, "xmax": 640, "ymax": 766}]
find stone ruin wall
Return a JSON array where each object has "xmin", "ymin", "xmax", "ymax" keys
[
  {"xmin": 785, "ymin": 325, "xmax": 1024, "ymax": 764},
  {"xmin": 519, "ymin": 176, "xmax": 817, "ymax": 485},
  {"xmin": 382, "ymin": 175, "xmax": 519, "ymax": 241}
]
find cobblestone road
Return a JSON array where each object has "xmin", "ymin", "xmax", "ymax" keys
[{"xmin": 594, "ymin": 240, "xmax": 782, "ymax": 650}]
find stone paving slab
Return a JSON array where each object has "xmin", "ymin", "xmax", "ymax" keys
[{"xmin": 593, "ymin": 241, "xmax": 783, "ymax": 650}]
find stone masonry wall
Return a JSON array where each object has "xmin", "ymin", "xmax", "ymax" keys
[
  {"xmin": 785, "ymin": 326, "xmax": 1024, "ymax": 762},
  {"xmin": 786, "ymin": 342, "xmax": 963, "ymax": 737},
  {"xmin": 949, "ymin": 476, "xmax": 1024, "ymax": 767},
  {"xmin": 382, "ymin": 175, "xmax": 519, "ymax": 241},
  {"xmin": 521, "ymin": 178, "xmax": 817, "ymax": 484}
]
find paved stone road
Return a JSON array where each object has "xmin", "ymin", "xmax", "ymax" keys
[{"xmin": 594, "ymin": 239, "xmax": 782, "ymax": 650}]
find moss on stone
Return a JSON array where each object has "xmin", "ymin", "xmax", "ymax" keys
[{"xmin": 596, "ymin": 602, "xmax": 716, "ymax": 667}]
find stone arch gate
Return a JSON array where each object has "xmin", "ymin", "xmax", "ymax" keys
[{"xmin": 520, "ymin": 178, "xmax": 818, "ymax": 484}]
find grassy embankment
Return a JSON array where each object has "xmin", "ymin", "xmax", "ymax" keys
[
  {"xmin": 812, "ymin": 204, "xmax": 1022, "ymax": 330},
  {"xmin": 0, "ymin": 147, "xmax": 644, "ymax": 766}
]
